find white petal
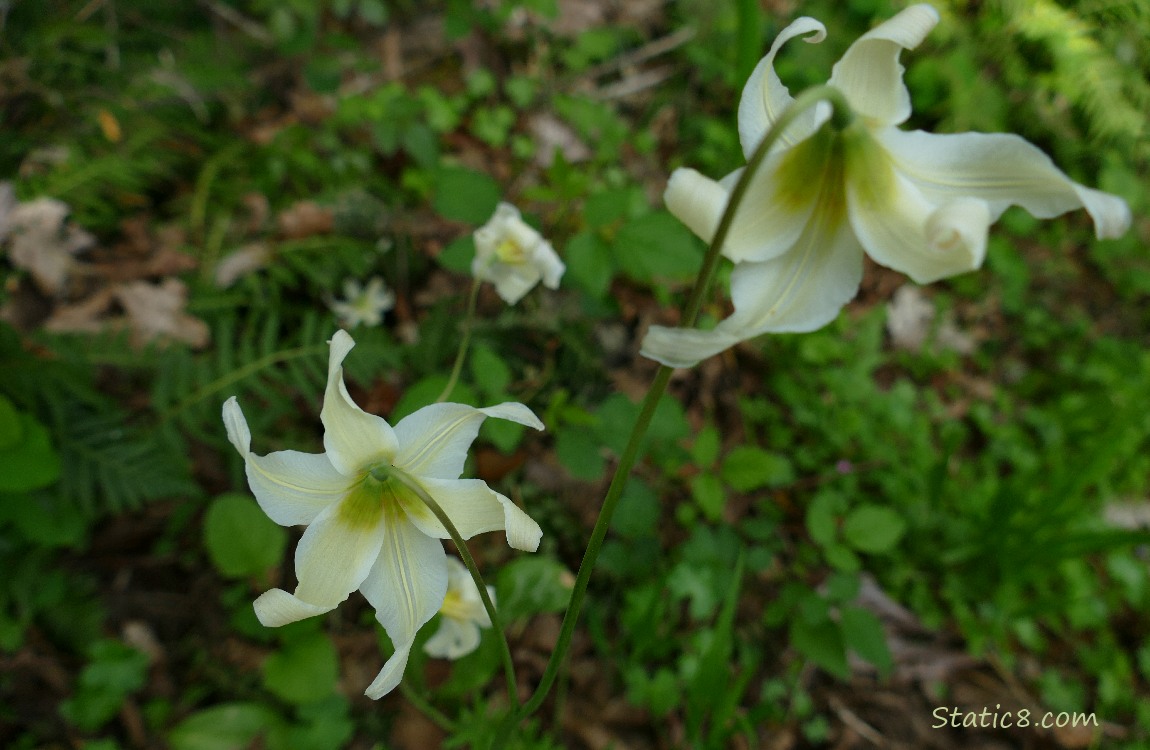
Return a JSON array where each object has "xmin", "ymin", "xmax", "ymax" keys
[
  {"xmin": 252, "ymin": 588, "xmax": 329, "ymax": 627},
  {"xmin": 533, "ymin": 241, "xmax": 566, "ymax": 289},
  {"xmin": 403, "ymin": 477, "xmax": 543, "ymax": 552},
  {"xmin": 640, "ymin": 324, "xmax": 743, "ymax": 370},
  {"xmin": 320, "ymin": 330, "xmax": 398, "ymax": 476},
  {"xmin": 738, "ymin": 16, "xmax": 828, "ymax": 158},
  {"xmin": 289, "ymin": 500, "xmax": 388, "ymax": 611},
  {"xmin": 364, "ymin": 642, "xmax": 412, "ymax": 700},
  {"xmin": 880, "ymin": 129, "xmax": 1132, "ymax": 238},
  {"xmin": 394, "ymin": 401, "xmax": 543, "ymax": 480},
  {"xmin": 828, "ymin": 4, "xmax": 939, "ymax": 126},
  {"xmin": 223, "ymin": 397, "xmax": 347, "ymax": 526},
  {"xmin": 665, "ymin": 164, "xmax": 816, "ymax": 265},
  {"xmin": 423, "ymin": 616, "xmax": 482, "ymax": 659},
  {"xmin": 359, "ymin": 516, "xmax": 448, "ymax": 699},
  {"xmin": 641, "ymin": 211, "xmax": 863, "ymax": 368},
  {"xmin": 847, "ymin": 166, "xmax": 990, "ymax": 284}
]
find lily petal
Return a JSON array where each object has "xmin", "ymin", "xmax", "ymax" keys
[
  {"xmin": 404, "ymin": 477, "xmax": 543, "ymax": 552},
  {"xmin": 252, "ymin": 588, "xmax": 328, "ymax": 627},
  {"xmin": 255, "ymin": 499, "xmax": 388, "ymax": 626},
  {"xmin": 320, "ymin": 330, "xmax": 399, "ymax": 476},
  {"xmin": 879, "ymin": 129, "xmax": 1132, "ymax": 238},
  {"xmin": 847, "ymin": 166, "xmax": 990, "ymax": 284},
  {"xmin": 424, "ymin": 616, "xmax": 481, "ymax": 660},
  {"xmin": 665, "ymin": 164, "xmax": 816, "ymax": 264},
  {"xmin": 641, "ymin": 209, "xmax": 863, "ymax": 368},
  {"xmin": 223, "ymin": 397, "xmax": 347, "ymax": 526},
  {"xmin": 394, "ymin": 402, "xmax": 543, "ymax": 480},
  {"xmin": 360, "ymin": 515, "xmax": 448, "ymax": 699},
  {"xmin": 828, "ymin": 4, "xmax": 939, "ymax": 126},
  {"xmin": 738, "ymin": 16, "xmax": 828, "ymax": 158}
]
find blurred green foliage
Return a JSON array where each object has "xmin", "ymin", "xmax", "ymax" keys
[{"xmin": 1, "ymin": 0, "xmax": 1148, "ymax": 747}]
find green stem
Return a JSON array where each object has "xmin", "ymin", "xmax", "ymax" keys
[
  {"xmin": 436, "ymin": 278, "xmax": 482, "ymax": 403},
  {"xmin": 496, "ymin": 85, "xmax": 854, "ymax": 741},
  {"xmin": 399, "ymin": 680, "xmax": 457, "ymax": 733},
  {"xmin": 388, "ymin": 470, "xmax": 521, "ymax": 710}
]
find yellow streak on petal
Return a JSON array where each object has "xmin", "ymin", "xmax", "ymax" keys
[
  {"xmin": 337, "ymin": 475, "xmax": 387, "ymax": 529},
  {"xmin": 773, "ymin": 124, "xmax": 847, "ymax": 227}
]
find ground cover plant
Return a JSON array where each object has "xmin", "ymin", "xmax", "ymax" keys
[{"xmin": 2, "ymin": 1, "xmax": 1149, "ymax": 748}]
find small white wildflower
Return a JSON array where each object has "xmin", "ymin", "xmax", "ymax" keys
[
  {"xmin": 472, "ymin": 203, "xmax": 564, "ymax": 304},
  {"xmin": 329, "ymin": 277, "xmax": 396, "ymax": 328},
  {"xmin": 424, "ymin": 557, "xmax": 494, "ymax": 660}
]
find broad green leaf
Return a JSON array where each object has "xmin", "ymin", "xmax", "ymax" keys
[
  {"xmin": 0, "ymin": 395, "xmax": 21, "ymax": 449},
  {"xmin": 613, "ymin": 479, "xmax": 660, "ymax": 538},
  {"xmin": 203, "ymin": 494, "xmax": 288, "ymax": 579},
  {"xmin": 470, "ymin": 345, "xmax": 511, "ymax": 397},
  {"xmin": 614, "ymin": 211, "xmax": 703, "ymax": 283},
  {"xmin": 495, "ymin": 557, "xmax": 572, "ymax": 621},
  {"xmin": 261, "ymin": 633, "xmax": 339, "ymax": 705},
  {"xmin": 555, "ymin": 428, "xmax": 605, "ymax": 480},
  {"xmin": 168, "ymin": 703, "xmax": 281, "ymax": 750},
  {"xmin": 434, "ymin": 166, "xmax": 501, "ymax": 224},
  {"xmin": 842, "ymin": 505, "xmax": 906, "ymax": 554},
  {"xmin": 720, "ymin": 445, "xmax": 794, "ymax": 492},
  {"xmin": 789, "ymin": 616, "xmax": 848, "ymax": 679},
  {"xmin": 690, "ymin": 474, "xmax": 725, "ymax": 522},
  {"xmin": 564, "ymin": 230, "xmax": 613, "ymax": 299},
  {"xmin": 840, "ymin": 605, "xmax": 893, "ymax": 676},
  {"xmin": 0, "ymin": 412, "xmax": 60, "ymax": 492}
]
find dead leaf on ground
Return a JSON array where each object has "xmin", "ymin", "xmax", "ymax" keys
[
  {"xmin": 277, "ymin": 200, "xmax": 334, "ymax": 239},
  {"xmin": 2, "ymin": 195, "xmax": 94, "ymax": 294}
]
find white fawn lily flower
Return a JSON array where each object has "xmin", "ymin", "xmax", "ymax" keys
[
  {"xmin": 222, "ymin": 329, "xmax": 543, "ymax": 699},
  {"xmin": 642, "ymin": 4, "xmax": 1131, "ymax": 368},
  {"xmin": 424, "ymin": 556, "xmax": 494, "ymax": 659},
  {"xmin": 329, "ymin": 276, "xmax": 396, "ymax": 328},
  {"xmin": 473, "ymin": 202, "xmax": 565, "ymax": 304}
]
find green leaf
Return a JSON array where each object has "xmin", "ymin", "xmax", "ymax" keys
[
  {"xmin": 805, "ymin": 491, "xmax": 840, "ymax": 547},
  {"xmin": 168, "ymin": 703, "xmax": 281, "ymax": 750},
  {"xmin": 495, "ymin": 557, "xmax": 572, "ymax": 621},
  {"xmin": 0, "ymin": 395, "xmax": 21, "ymax": 449},
  {"xmin": 437, "ymin": 236, "xmax": 476, "ymax": 274},
  {"xmin": 584, "ymin": 187, "xmax": 642, "ymax": 228},
  {"xmin": 690, "ymin": 425, "xmax": 721, "ymax": 468},
  {"xmin": 0, "ymin": 412, "xmax": 61, "ymax": 492},
  {"xmin": 690, "ymin": 474, "xmax": 726, "ymax": 522},
  {"xmin": 564, "ymin": 230, "xmax": 614, "ymax": 298},
  {"xmin": 614, "ymin": 211, "xmax": 704, "ymax": 283},
  {"xmin": 613, "ymin": 479, "xmax": 660, "ymax": 538},
  {"xmin": 261, "ymin": 633, "xmax": 339, "ymax": 705},
  {"xmin": 720, "ymin": 445, "xmax": 794, "ymax": 492},
  {"xmin": 470, "ymin": 345, "xmax": 511, "ymax": 397},
  {"xmin": 60, "ymin": 640, "xmax": 149, "ymax": 731},
  {"xmin": 841, "ymin": 505, "xmax": 906, "ymax": 554},
  {"xmin": 840, "ymin": 605, "xmax": 893, "ymax": 676},
  {"xmin": 203, "ymin": 493, "xmax": 288, "ymax": 579},
  {"xmin": 789, "ymin": 616, "xmax": 849, "ymax": 679},
  {"xmin": 433, "ymin": 166, "xmax": 501, "ymax": 224},
  {"xmin": 555, "ymin": 428, "xmax": 605, "ymax": 481}
]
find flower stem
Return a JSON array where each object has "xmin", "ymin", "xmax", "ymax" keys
[
  {"xmin": 495, "ymin": 84, "xmax": 854, "ymax": 741},
  {"xmin": 390, "ymin": 471, "xmax": 521, "ymax": 710},
  {"xmin": 436, "ymin": 278, "xmax": 483, "ymax": 403}
]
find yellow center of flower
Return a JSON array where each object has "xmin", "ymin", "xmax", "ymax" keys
[
  {"xmin": 495, "ymin": 238, "xmax": 527, "ymax": 265},
  {"xmin": 774, "ymin": 122, "xmax": 847, "ymax": 226},
  {"xmin": 841, "ymin": 122, "xmax": 895, "ymax": 212},
  {"xmin": 773, "ymin": 120, "xmax": 895, "ymax": 226},
  {"xmin": 439, "ymin": 588, "xmax": 470, "ymax": 620},
  {"xmin": 337, "ymin": 467, "xmax": 431, "ymax": 530}
]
